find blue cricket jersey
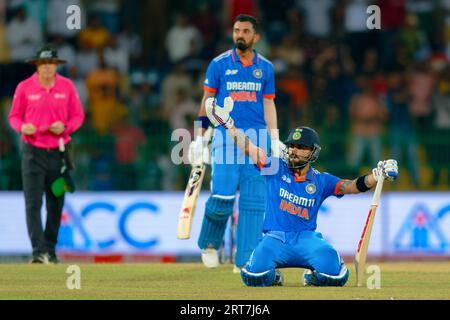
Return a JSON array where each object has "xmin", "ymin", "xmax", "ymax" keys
[
  {"xmin": 258, "ymin": 156, "xmax": 344, "ymax": 233},
  {"xmin": 204, "ymin": 48, "xmax": 275, "ymax": 149}
]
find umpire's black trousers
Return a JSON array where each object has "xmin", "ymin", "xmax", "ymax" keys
[{"xmin": 21, "ymin": 142, "xmax": 64, "ymax": 256}]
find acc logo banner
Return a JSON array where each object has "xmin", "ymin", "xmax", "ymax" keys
[
  {"xmin": 393, "ymin": 203, "xmax": 448, "ymax": 253},
  {"xmin": 58, "ymin": 200, "xmax": 159, "ymax": 251}
]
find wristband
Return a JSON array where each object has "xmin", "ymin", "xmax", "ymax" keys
[
  {"xmin": 196, "ymin": 116, "xmax": 210, "ymax": 129},
  {"xmin": 356, "ymin": 175, "xmax": 370, "ymax": 192}
]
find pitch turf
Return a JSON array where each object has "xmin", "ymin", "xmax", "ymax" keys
[{"xmin": 0, "ymin": 262, "xmax": 448, "ymax": 300}]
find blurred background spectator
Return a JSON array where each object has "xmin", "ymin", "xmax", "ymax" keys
[
  {"xmin": 6, "ymin": 4, "xmax": 42, "ymax": 62},
  {"xmin": 348, "ymin": 75, "xmax": 387, "ymax": 171},
  {"xmin": 1, "ymin": 0, "xmax": 449, "ymax": 191}
]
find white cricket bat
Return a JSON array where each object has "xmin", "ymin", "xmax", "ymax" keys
[
  {"xmin": 177, "ymin": 127, "xmax": 213, "ymax": 240},
  {"xmin": 355, "ymin": 175, "xmax": 385, "ymax": 287}
]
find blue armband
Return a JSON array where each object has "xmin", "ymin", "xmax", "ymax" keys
[{"xmin": 196, "ymin": 116, "xmax": 211, "ymax": 129}]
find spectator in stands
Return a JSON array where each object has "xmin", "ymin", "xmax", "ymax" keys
[
  {"xmin": 192, "ymin": 3, "xmax": 221, "ymax": 59},
  {"xmin": 6, "ymin": 5, "xmax": 42, "ymax": 62},
  {"xmin": 386, "ymin": 69, "xmax": 420, "ymax": 186},
  {"xmin": 409, "ymin": 62, "xmax": 436, "ymax": 133},
  {"xmin": 165, "ymin": 13, "xmax": 202, "ymax": 64},
  {"xmin": 128, "ymin": 71, "xmax": 162, "ymax": 134},
  {"xmin": 309, "ymin": 75, "xmax": 330, "ymax": 128},
  {"xmin": 112, "ymin": 113, "xmax": 147, "ymax": 190},
  {"xmin": 89, "ymin": 0, "xmax": 121, "ymax": 34},
  {"xmin": 74, "ymin": 38, "xmax": 99, "ymax": 78},
  {"xmin": 273, "ymin": 34, "xmax": 305, "ymax": 69},
  {"xmin": 444, "ymin": 1, "xmax": 450, "ymax": 62},
  {"xmin": 433, "ymin": 67, "xmax": 450, "ymax": 132},
  {"xmin": 322, "ymin": 103, "xmax": 346, "ymax": 169},
  {"xmin": 430, "ymin": 67, "xmax": 450, "ymax": 185},
  {"xmin": 394, "ymin": 14, "xmax": 424, "ymax": 68},
  {"xmin": 68, "ymin": 66, "xmax": 88, "ymax": 111},
  {"xmin": 277, "ymin": 67, "xmax": 309, "ymax": 126},
  {"xmin": 329, "ymin": 0, "xmax": 346, "ymax": 40},
  {"xmin": 344, "ymin": 0, "xmax": 374, "ymax": 66},
  {"xmin": 161, "ymin": 62, "xmax": 194, "ymax": 118},
  {"xmin": 378, "ymin": 0, "xmax": 406, "ymax": 67},
  {"xmin": 361, "ymin": 48, "xmax": 380, "ymax": 77},
  {"xmin": 324, "ymin": 60, "xmax": 355, "ymax": 126},
  {"xmin": 258, "ymin": 0, "xmax": 294, "ymax": 44},
  {"xmin": 53, "ymin": 35, "xmax": 76, "ymax": 76},
  {"xmin": 0, "ymin": 0, "xmax": 10, "ymax": 63},
  {"xmin": 297, "ymin": 0, "xmax": 334, "ymax": 39},
  {"xmin": 78, "ymin": 14, "xmax": 110, "ymax": 50},
  {"xmin": 223, "ymin": 0, "xmax": 261, "ymax": 33},
  {"xmin": 348, "ymin": 75, "xmax": 387, "ymax": 169},
  {"xmin": 104, "ymin": 35, "xmax": 129, "ymax": 74},
  {"xmin": 117, "ymin": 24, "xmax": 143, "ymax": 66},
  {"xmin": 170, "ymin": 88, "xmax": 198, "ymax": 132},
  {"xmin": 85, "ymin": 56, "xmax": 125, "ymax": 135}
]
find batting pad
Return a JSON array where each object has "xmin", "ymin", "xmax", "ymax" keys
[{"xmin": 197, "ymin": 196, "xmax": 235, "ymax": 250}]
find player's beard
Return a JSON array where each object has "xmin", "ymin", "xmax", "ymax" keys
[
  {"xmin": 235, "ymin": 38, "xmax": 252, "ymax": 52},
  {"xmin": 288, "ymin": 155, "xmax": 308, "ymax": 170}
]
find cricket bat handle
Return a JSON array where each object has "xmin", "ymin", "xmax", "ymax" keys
[{"xmin": 371, "ymin": 175, "xmax": 384, "ymax": 207}]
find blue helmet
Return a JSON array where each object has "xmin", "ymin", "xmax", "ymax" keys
[{"xmin": 284, "ymin": 127, "xmax": 321, "ymax": 168}]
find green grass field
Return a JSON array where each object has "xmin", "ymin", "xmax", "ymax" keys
[{"xmin": 0, "ymin": 262, "xmax": 449, "ymax": 300}]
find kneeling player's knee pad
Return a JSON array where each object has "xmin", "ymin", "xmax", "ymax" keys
[
  {"xmin": 236, "ymin": 176, "xmax": 266, "ymax": 267},
  {"xmin": 241, "ymin": 267, "xmax": 282, "ymax": 287},
  {"xmin": 198, "ymin": 196, "xmax": 235, "ymax": 250},
  {"xmin": 303, "ymin": 260, "xmax": 349, "ymax": 287}
]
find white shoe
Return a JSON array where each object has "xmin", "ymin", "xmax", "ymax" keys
[
  {"xmin": 233, "ymin": 266, "xmax": 241, "ymax": 274},
  {"xmin": 201, "ymin": 248, "xmax": 219, "ymax": 268}
]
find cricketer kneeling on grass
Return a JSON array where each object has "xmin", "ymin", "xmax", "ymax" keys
[
  {"xmin": 205, "ymin": 96, "xmax": 399, "ymax": 287},
  {"xmin": 188, "ymin": 14, "xmax": 281, "ymax": 271}
]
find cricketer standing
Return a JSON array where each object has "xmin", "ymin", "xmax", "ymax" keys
[
  {"xmin": 188, "ymin": 14, "xmax": 282, "ymax": 271},
  {"xmin": 205, "ymin": 97, "xmax": 398, "ymax": 287}
]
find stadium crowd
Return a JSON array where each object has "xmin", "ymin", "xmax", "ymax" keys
[{"xmin": 0, "ymin": 0, "xmax": 449, "ymax": 191}]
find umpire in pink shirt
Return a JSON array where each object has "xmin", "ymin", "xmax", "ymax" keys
[{"xmin": 8, "ymin": 44, "xmax": 85, "ymax": 264}]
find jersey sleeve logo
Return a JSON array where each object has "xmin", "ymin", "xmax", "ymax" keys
[{"xmin": 253, "ymin": 69, "xmax": 263, "ymax": 79}]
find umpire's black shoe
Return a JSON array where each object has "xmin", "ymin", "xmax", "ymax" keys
[
  {"xmin": 29, "ymin": 253, "xmax": 50, "ymax": 264},
  {"xmin": 48, "ymin": 253, "xmax": 59, "ymax": 264}
]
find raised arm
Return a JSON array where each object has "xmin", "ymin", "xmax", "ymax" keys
[
  {"xmin": 227, "ymin": 126, "xmax": 267, "ymax": 168},
  {"xmin": 264, "ymin": 98, "xmax": 279, "ymax": 140},
  {"xmin": 336, "ymin": 160, "xmax": 398, "ymax": 195},
  {"xmin": 205, "ymin": 96, "xmax": 266, "ymax": 167}
]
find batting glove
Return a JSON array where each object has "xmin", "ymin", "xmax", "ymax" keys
[
  {"xmin": 205, "ymin": 97, "xmax": 234, "ymax": 129},
  {"xmin": 271, "ymin": 139, "xmax": 288, "ymax": 160},
  {"xmin": 188, "ymin": 136, "xmax": 211, "ymax": 167},
  {"xmin": 372, "ymin": 159, "xmax": 398, "ymax": 182}
]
